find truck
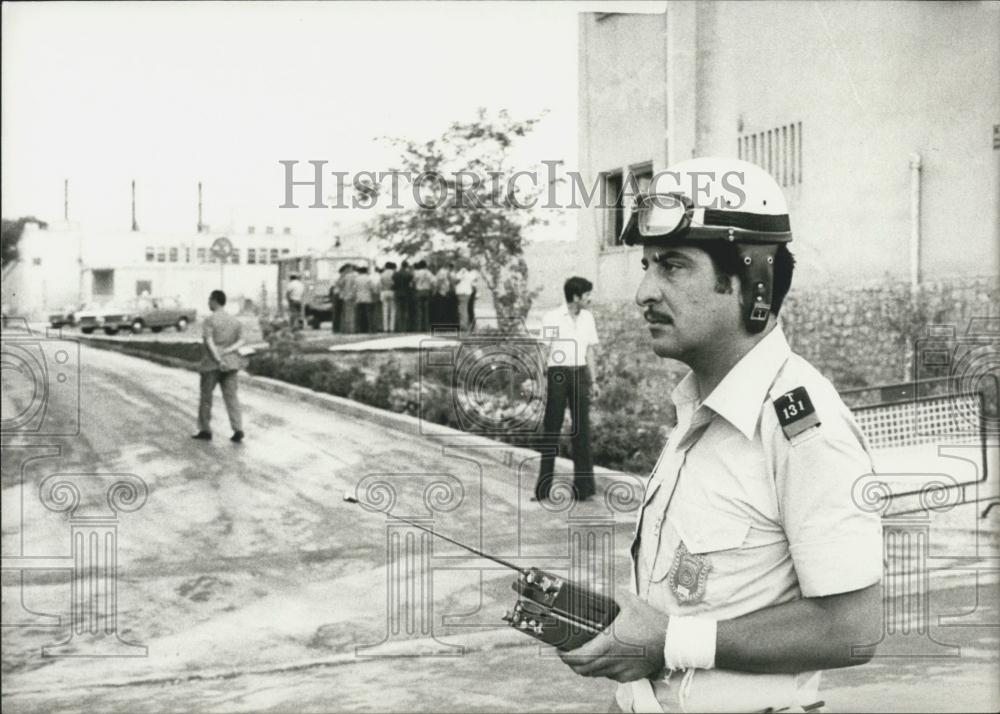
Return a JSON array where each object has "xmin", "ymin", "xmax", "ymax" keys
[{"xmin": 276, "ymin": 253, "xmax": 374, "ymax": 329}]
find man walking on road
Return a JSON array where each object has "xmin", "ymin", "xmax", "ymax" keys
[
  {"xmin": 193, "ymin": 289, "xmax": 246, "ymax": 443},
  {"xmin": 533, "ymin": 276, "xmax": 600, "ymax": 503}
]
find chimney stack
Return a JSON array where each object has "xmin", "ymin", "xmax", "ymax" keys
[
  {"xmin": 197, "ymin": 181, "xmax": 204, "ymax": 233},
  {"xmin": 131, "ymin": 179, "xmax": 139, "ymax": 232}
]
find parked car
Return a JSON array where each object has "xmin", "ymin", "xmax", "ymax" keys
[
  {"xmin": 76, "ymin": 303, "xmax": 121, "ymax": 334},
  {"xmin": 101, "ymin": 297, "xmax": 197, "ymax": 335},
  {"xmin": 48, "ymin": 303, "xmax": 84, "ymax": 329}
]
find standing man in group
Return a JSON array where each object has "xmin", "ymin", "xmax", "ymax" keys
[
  {"xmin": 338, "ymin": 263, "xmax": 358, "ymax": 334},
  {"xmin": 192, "ymin": 289, "xmax": 246, "ymax": 443},
  {"xmin": 393, "ymin": 260, "xmax": 414, "ymax": 332},
  {"xmin": 556, "ymin": 158, "xmax": 882, "ymax": 713},
  {"xmin": 412, "ymin": 260, "xmax": 434, "ymax": 333},
  {"xmin": 380, "ymin": 261, "xmax": 397, "ymax": 333},
  {"xmin": 533, "ymin": 276, "xmax": 600, "ymax": 503},
  {"xmin": 455, "ymin": 265, "xmax": 478, "ymax": 332},
  {"xmin": 354, "ymin": 265, "xmax": 376, "ymax": 334},
  {"xmin": 431, "ymin": 262, "xmax": 453, "ymax": 330},
  {"xmin": 329, "ymin": 266, "xmax": 343, "ymax": 334},
  {"xmin": 285, "ymin": 273, "xmax": 305, "ymax": 330},
  {"xmin": 369, "ymin": 263, "xmax": 385, "ymax": 332}
]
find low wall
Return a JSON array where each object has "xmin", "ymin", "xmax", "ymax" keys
[
  {"xmin": 781, "ymin": 276, "xmax": 999, "ymax": 389},
  {"xmin": 592, "ymin": 274, "xmax": 999, "ymax": 397}
]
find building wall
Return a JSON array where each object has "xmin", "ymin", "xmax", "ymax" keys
[
  {"xmin": 79, "ymin": 264, "xmax": 279, "ymax": 315},
  {"xmin": 523, "ymin": 239, "xmax": 591, "ymax": 312},
  {"xmin": 2, "ymin": 223, "xmax": 337, "ymax": 319},
  {"xmin": 578, "ymin": 11, "xmax": 669, "ymax": 303},
  {"xmin": 1, "ymin": 224, "xmax": 82, "ymax": 317},
  {"xmin": 578, "ymin": 2, "xmax": 1000, "ymax": 304}
]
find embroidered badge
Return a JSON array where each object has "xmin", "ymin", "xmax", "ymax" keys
[
  {"xmin": 668, "ymin": 541, "xmax": 712, "ymax": 604},
  {"xmin": 773, "ymin": 386, "xmax": 821, "ymax": 440}
]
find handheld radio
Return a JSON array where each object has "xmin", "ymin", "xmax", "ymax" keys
[{"xmin": 344, "ymin": 494, "xmax": 618, "ymax": 651}]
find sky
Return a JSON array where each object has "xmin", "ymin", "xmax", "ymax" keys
[{"xmin": 1, "ymin": 1, "xmax": 660, "ymax": 238}]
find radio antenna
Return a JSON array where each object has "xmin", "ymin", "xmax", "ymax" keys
[{"xmin": 343, "ymin": 494, "xmax": 528, "ymax": 575}]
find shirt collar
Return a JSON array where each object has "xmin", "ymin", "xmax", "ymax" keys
[{"xmin": 670, "ymin": 324, "xmax": 792, "ymax": 440}]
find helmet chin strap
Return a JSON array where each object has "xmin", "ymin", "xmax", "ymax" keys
[{"xmin": 736, "ymin": 244, "xmax": 779, "ymax": 334}]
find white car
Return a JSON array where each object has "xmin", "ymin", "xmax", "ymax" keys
[{"xmin": 75, "ymin": 303, "xmax": 122, "ymax": 334}]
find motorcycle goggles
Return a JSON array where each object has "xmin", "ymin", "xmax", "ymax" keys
[{"xmin": 621, "ymin": 192, "xmax": 792, "ymax": 246}]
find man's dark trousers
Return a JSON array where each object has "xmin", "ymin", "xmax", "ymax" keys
[
  {"xmin": 534, "ymin": 366, "xmax": 595, "ymax": 500},
  {"xmin": 331, "ymin": 296, "xmax": 343, "ymax": 333}
]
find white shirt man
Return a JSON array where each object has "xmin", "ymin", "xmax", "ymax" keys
[
  {"xmin": 286, "ymin": 277, "xmax": 305, "ymax": 303},
  {"xmin": 541, "ymin": 302, "xmax": 600, "ymax": 368},
  {"xmin": 286, "ymin": 275, "xmax": 305, "ymax": 328},
  {"xmin": 455, "ymin": 267, "xmax": 479, "ymax": 331},
  {"xmin": 534, "ymin": 277, "xmax": 601, "ymax": 502}
]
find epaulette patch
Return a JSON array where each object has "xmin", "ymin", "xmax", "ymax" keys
[{"xmin": 774, "ymin": 387, "xmax": 821, "ymax": 440}]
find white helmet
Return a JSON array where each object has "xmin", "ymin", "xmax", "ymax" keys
[{"xmin": 621, "ymin": 157, "xmax": 792, "ymax": 333}]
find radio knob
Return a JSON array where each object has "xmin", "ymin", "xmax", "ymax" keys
[{"xmin": 525, "ymin": 572, "xmax": 536, "ymax": 584}]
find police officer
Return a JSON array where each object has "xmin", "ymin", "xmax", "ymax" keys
[{"xmin": 558, "ymin": 158, "xmax": 883, "ymax": 712}]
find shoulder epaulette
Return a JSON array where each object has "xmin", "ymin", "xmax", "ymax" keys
[{"xmin": 773, "ymin": 386, "xmax": 821, "ymax": 440}]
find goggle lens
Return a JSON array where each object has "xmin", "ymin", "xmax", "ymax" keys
[{"xmin": 637, "ymin": 193, "xmax": 691, "ymax": 237}]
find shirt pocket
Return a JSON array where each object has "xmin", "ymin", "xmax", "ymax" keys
[{"xmin": 650, "ymin": 504, "xmax": 751, "ymax": 588}]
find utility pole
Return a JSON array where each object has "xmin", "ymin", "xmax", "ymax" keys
[
  {"xmin": 197, "ymin": 181, "xmax": 204, "ymax": 233},
  {"xmin": 131, "ymin": 180, "xmax": 139, "ymax": 232}
]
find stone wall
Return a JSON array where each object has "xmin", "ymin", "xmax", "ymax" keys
[
  {"xmin": 781, "ymin": 276, "xmax": 999, "ymax": 391},
  {"xmin": 592, "ymin": 275, "xmax": 999, "ymax": 401}
]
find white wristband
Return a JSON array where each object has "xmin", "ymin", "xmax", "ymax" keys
[{"xmin": 664, "ymin": 616, "xmax": 717, "ymax": 671}]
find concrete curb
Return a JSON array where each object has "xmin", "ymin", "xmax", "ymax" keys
[
  {"xmin": 77, "ymin": 335, "xmax": 199, "ymax": 371},
  {"xmin": 77, "ymin": 335, "xmax": 640, "ymax": 481},
  {"xmin": 3, "ymin": 627, "xmax": 537, "ymax": 695}
]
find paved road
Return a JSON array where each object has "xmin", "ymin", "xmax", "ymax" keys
[{"xmin": 2, "ymin": 343, "xmax": 998, "ymax": 712}]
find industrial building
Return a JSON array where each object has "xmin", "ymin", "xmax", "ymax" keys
[{"xmin": 1, "ymin": 181, "xmax": 372, "ymax": 319}]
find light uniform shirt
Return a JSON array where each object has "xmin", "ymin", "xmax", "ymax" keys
[
  {"xmin": 541, "ymin": 305, "xmax": 599, "ymax": 368},
  {"xmin": 198, "ymin": 310, "xmax": 245, "ymax": 373},
  {"xmin": 338, "ymin": 272, "xmax": 358, "ymax": 302},
  {"xmin": 286, "ymin": 279, "xmax": 305, "ymax": 302},
  {"xmin": 413, "ymin": 268, "xmax": 435, "ymax": 292},
  {"xmin": 455, "ymin": 269, "xmax": 477, "ymax": 296},
  {"xmin": 354, "ymin": 275, "xmax": 376, "ymax": 304},
  {"xmin": 619, "ymin": 324, "xmax": 882, "ymax": 713}
]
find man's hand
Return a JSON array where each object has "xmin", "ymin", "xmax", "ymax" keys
[{"xmin": 558, "ymin": 591, "xmax": 669, "ymax": 683}]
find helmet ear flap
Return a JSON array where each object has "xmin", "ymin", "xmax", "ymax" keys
[{"xmin": 736, "ymin": 244, "xmax": 778, "ymax": 334}]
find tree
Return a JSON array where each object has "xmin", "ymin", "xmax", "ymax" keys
[
  {"xmin": 366, "ymin": 109, "xmax": 550, "ymax": 332},
  {"xmin": 1, "ymin": 216, "xmax": 48, "ymax": 269}
]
